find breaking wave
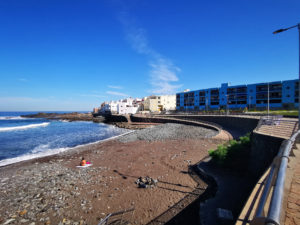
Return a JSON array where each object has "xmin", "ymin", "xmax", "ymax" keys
[
  {"xmin": 0, "ymin": 116, "xmax": 27, "ymax": 120},
  {"xmin": 0, "ymin": 130, "xmax": 134, "ymax": 167},
  {"xmin": 0, "ymin": 122, "xmax": 50, "ymax": 132}
]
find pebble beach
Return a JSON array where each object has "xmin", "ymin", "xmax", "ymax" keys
[{"xmin": 0, "ymin": 123, "xmax": 226, "ymax": 225}]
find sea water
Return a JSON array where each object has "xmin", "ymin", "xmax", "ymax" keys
[{"xmin": 0, "ymin": 112, "xmax": 128, "ymax": 167}]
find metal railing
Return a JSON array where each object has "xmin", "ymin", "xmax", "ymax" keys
[
  {"xmin": 250, "ymin": 129, "xmax": 300, "ymax": 225},
  {"xmin": 255, "ymin": 115, "xmax": 298, "ymax": 133},
  {"xmin": 255, "ymin": 116, "xmax": 285, "ymax": 131}
]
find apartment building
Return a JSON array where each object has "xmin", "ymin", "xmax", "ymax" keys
[
  {"xmin": 161, "ymin": 95, "xmax": 176, "ymax": 111},
  {"xmin": 176, "ymin": 79, "xmax": 299, "ymax": 111},
  {"xmin": 143, "ymin": 95, "xmax": 176, "ymax": 112},
  {"xmin": 143, "ymin": 96, "xmax": 160, "ymax": 112}
]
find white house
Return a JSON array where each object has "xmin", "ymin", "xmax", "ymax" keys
[{"xmin": 99, "ymin": 98, "xmax": 142, "ymax": 115}]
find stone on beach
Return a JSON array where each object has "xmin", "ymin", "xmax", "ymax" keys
[{"xmin": 135, "ymin": 176, "xmax": 158, "ymax": 188}]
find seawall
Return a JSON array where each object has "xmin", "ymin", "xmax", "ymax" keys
[{"xmin": 155, "ymin": 115, "xmax": 259, "ymax": 137}]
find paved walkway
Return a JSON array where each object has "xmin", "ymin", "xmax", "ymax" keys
[{"xmin": 284, "ymin": 143, "xmax": 300, "ymax": 225}]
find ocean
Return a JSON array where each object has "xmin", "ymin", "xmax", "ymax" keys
[{"xmin": 0, "ymin": 112, "xmax": 128, "ymax": 167}]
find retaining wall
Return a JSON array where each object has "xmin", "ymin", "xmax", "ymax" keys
[
  {"xmin": 159, "ymin": 115, "xmax": 259, "ymax": 137},
  {"xmin": 130, "ymin": 115, "xmax": 220, "ymax": 132},
  {"xmin": 102, "ymin": 114, "xmax": 128, "ymax": 123},
  {"xmin": 249, "ymin": 132, "xmax": 285, "ymax": 177}
]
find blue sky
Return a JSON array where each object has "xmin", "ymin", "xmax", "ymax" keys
[{"xmin": 0, "ymin": 0, "xmax": 299, "ymax": 111}]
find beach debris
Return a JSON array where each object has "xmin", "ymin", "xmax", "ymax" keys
[
  {"xmin": 3, "ymin": 219, "xmax": 15, "ymax": 225},
  {"xmin": 19, "ymin": 209, "xmax": 27, "ymax": 216},
  {"xmin": 135, "ymin": 176, "xmax": 158, "ymax": 188}
]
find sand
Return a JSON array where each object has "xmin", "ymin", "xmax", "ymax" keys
[{"xmin": 0, "ymin": 124, "xmax": 226, "ymax": 225}]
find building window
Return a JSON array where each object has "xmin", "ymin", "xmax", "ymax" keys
[
  {"xmin": 158, "ymin": 97, "xmax": 160, "ymax": 99},
  {"xmin": 158, "ymin": 101, "xmax": 160, "ymax": 103},
  {"xmin": 286, "ymin": 86, "xmax": 290, "ymax": 89},
  {"xmin": 287, "ymin": 95, "xmax": 290, "ymax": 98}
]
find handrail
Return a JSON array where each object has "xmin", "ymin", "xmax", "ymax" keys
[
  {"xmin": 255, "ymin": 116, "xmax": 298, "ymax": 133},
  {"xmin": 250, "ymin": 129, "xmax": 300, "ymax": 225}
]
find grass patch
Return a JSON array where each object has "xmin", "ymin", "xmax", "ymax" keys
[
  {"xmin": 208, "ymin": 133, "xmax": 251, "ymax": 170},
  {"xmin": 247, "ymin": 110, "xmax": 298, "ymax": 117}
]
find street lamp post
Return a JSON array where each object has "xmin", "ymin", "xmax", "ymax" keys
[
  {"xmin": 267, "ymin": 83, "xmax": 270, "ymax": 117},
  {"xmin": 249, "ymin": 95, "xmax": 251, "ymax": 111},
  {"xmin": 226, "ymin": 94, "xmax": 229, "ymax": 115},
  {"xmin": 205, "ymin": 95, "xmax": 208, "ymax": 113},
  {"xmin": 273, "ymin": 23, "xmax": 300, "ymax": 127}
]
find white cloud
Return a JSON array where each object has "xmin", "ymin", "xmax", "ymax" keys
[
  {"xmin": 106, "ymin": 91, "xmax": 129, "ymax": 97},
  {"xmin": 119, "ymin": 12, "xmax": 181, "ymax": 95},
  {"xmin": 108, "ymin": 85, "xmax": 123, "ymax": 89}
]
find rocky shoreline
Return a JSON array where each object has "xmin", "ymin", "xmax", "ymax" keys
[
  {"xmin": 0, "ymin": 123, "xmax": 225, "ymax": 225},
  {"xmin": 22, "ymin": 112, "xmax": 156, "ymax": 130}
]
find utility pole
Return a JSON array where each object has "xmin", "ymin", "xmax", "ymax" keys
[
  {"xmin": 268, "ymin": 83, "xmax": 270, "ymax": 117},
  {"xmin": 226, "ymin": 94, "xmax": 229, "ymax": 115},
  {"xmin": 249, "ymin": 95, "xmax": 251, "ymax": 111},
  {"xmin": 273, "ymin": 23, "xmax": 300, "ymax": 128}
]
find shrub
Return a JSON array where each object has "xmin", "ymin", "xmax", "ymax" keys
[{"xmin": 208, "ymin": 133, "xmax": 251, "ymax": 169}]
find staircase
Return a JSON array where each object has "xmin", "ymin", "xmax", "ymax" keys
[{"xmin": 256, "ymin": 117, "xmax": 298, "ymax": 139}]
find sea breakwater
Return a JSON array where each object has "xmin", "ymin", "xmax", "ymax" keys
[
  {"xmin": 22, "ymin": 112, "xmax": 105, "ymax": 123},
  {"xmin": 22, "ymin": 113, "xmax": 159, "ymax": 130}
]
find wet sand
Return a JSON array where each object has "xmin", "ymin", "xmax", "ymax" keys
[{"xmin": 0, "ymin": 125, "xmax": 227, "ymax": 225}]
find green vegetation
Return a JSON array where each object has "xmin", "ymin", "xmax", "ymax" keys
[
  {"xmin": 208, "ymin": 133, "xmax": 251, "ymax": 170},
  {"xmin": 247, "ymin": 109, "xmax": 298, "ymax": 117},
  {"xmin": 199, "ymin": 108, "xmax": 298, "ymax": 117}
]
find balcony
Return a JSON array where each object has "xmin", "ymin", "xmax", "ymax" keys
[
  {"xmin": 210, "ymin": 89, "xmax": 219, "ymax": 96},
  {"xmin": 199, "ymin": 91, "xmax": 206, "ymax": 96}
]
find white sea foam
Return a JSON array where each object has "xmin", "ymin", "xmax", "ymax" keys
[
  {"xmin": 0, "ymin": 122, "xmax": 50, "ymax": 132},
  {"xmin": 0, "ymin": 146, "xmax": 70, "ymax": 167},
  {"xmin": 31, "ymin": 144, "xmax": 51, "ymax": 154},
  {"xmin": 0, "ymin": 130, "xmax": 134, "ymax": 167},
  {"xmin": 0, "ymin": 116, "xmax": 27, "ymax": 120}
]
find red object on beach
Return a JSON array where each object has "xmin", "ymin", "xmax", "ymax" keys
[{"xmin": 87, "ymin": 161, "xmax": 91, "ymax": 164}]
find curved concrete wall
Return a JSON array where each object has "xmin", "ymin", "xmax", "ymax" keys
[
  {"xmin": 130, "ymin": 115, "xmax": 220, "ymax": 132},
  {"xmin": 155, "ymin": 115, "xmax": 259, "ymax": 138}
]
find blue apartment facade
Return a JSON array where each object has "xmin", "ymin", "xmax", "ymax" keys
[{"xmin": 176, "ymin": 79, "xmax": 299, "ymax": 111}]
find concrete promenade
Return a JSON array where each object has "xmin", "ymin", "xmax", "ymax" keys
[{"xmin": 284, "ymin": 143, "xmax": 300, "ymax": 225}]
